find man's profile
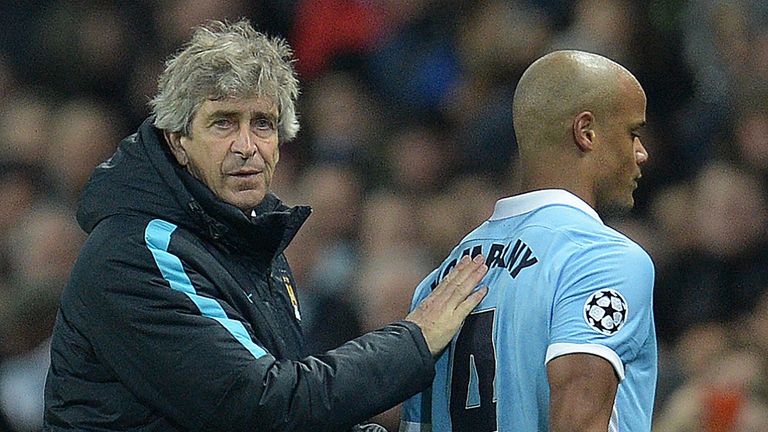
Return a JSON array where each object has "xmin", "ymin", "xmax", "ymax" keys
[{"xmin": 401, "ymin": 50, "xmax": 656, "ymax": 432}]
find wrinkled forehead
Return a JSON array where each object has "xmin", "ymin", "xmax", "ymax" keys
[
  {"xmin": 196, "ymin": 95, "xmax": 279, "ymax": 118},
  {"xmin": 202, "ymin": 73, "xmax": 282, "ymax": 104}
]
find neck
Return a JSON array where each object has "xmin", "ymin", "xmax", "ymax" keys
[{"xmin": 516, "ymin": 156, "xmax": 595, "ymax": 208}]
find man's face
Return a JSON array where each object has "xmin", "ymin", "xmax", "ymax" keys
[
  {"xmin": 167, "ymin": 96, "xmax": 280, "ymax": 213},
  {"xmin": 593, "ymin": 77, "xmax": 649, "ymax": 215}
]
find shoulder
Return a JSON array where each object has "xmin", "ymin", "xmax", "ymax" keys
[
  {"xmin": 518, "ymin": 207, "xmax": 654, "ymax": 290},
  {"xmin": 534, "ymin": 206, "xmax": 650, "ymax": 260},
  {"xmin": 562, "ymin": 231, "xmax": 654, "ymax": 289},
  {"xmin": 62, "ymin": 216, "xmax": 164, "ymax": 320},
  {"xmin": 71, "ymin": 216, "xmax": 211, "ymax": 293},
  {"xmin": 575, "ymin": 225, "xmax": 654, "ymax": 274},
  {"xmin": 87, "ymin": 216, "xmax": 206, "ymax": 255},
  {"xmin": 79, "ymin": 215, "xmax": 153, "ymax": 263},
  {"xmin": 513, "ymin": 206, "xmax": 643, "ymax": 253}
]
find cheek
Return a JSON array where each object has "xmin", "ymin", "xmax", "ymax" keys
[
  {"xmin": 183, "ymin": 147, "xmax": 206, "ymax": 174},
  {"xmin": 626, "ymin": 147, "xmax": 639, "ymax": 168},
  {"xmin": 611, "ymin": 142, "xmax": 633, "ymax": 169},
  {"xmin": 197, "ymin": 147, "xmax": 229, "ymax": 181},
  {"xmin": 265, "ymin": 141, "xmax": 280, "ymax": 168}
]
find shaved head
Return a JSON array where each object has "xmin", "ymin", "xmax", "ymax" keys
[
  {"xmin": 512, "ymin": 50, "xmax": 648, "ymax": 215},
  {"xmin": 513, "ymin": 50, "xmax": 639, "ymax": 154}
]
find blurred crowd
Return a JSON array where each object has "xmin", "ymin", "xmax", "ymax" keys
[{"xmin": 0, "ymin": 0, "xmax": 767, "ymax": 430}]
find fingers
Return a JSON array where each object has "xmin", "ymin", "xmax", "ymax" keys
[
  {"xmin": 404, "ymin": 254, "xmax": 490, "ymax": 356},
  {"xmin": 448, "ymin": 255, "xmax": 488, "ymax": 304},
  {"xmin": 456, "ymin": 285, "xmax": 488, "ymax": 316},
  {"xmin": 436, "ymin": 254, "xmax": 486, "ymax": 295},
  {"xmin": 433, "ymin": 255, "xmax": 472, "ymax": 292}
]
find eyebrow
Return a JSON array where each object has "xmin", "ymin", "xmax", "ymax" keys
[
  {"xmin": 251, "ymin": 111, "xmax": 279, "ymax": 122},
  {"xmin": 205, "ymin": 110, "xmax": 278, "ymax": 122},
  {"xmin": 632, "ymin": 121, "xmax": 647, "ymax": 130},
  {"xmin": 205, "ymin": 110, "xmax": 238, "ymax": 120}
]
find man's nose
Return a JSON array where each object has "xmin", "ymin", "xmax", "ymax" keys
[
  {"xmin": 635, "ymin": 141, "xmax": 649, "ymax": 165},
  {"xmin": 232, "ymin": 126, "xmax": 257, "ymax": 158}
]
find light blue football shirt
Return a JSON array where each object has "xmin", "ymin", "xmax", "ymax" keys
[{"xmin": 401, "ymin": 189, "xmax": 657, "ymax": 432}]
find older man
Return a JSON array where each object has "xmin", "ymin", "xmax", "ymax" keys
[
  {"xmin": 44, "ymin": 20, "xmax": 487, "ymax": 432},
  {"xmin": 401, "ymin": 50, "xmax": 656, "ymax": 432}
]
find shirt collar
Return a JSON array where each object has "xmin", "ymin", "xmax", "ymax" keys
[{"xmin": 489, "ymin": 189, "xmax": 602, "ymax": 223}]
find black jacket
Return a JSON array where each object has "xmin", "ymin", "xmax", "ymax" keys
[{"xmin": 43, "ymin": 118, "xmax": 435, "ymax": 431}]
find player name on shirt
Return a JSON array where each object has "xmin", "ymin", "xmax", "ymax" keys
[{"xmin": 430, "ymin": 239, "xmax": 538, "ymax": 289}]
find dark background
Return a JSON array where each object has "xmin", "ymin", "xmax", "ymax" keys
[{"xmin": 1, "ymin": 0, "xmax": 767, "ymax": 430}]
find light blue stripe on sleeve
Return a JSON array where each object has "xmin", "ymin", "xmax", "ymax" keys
[{"xmin": 144, "ymin": 219, "xmax": 268, "ymax": 359}]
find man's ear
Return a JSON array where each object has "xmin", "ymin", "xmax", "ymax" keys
[
  {"xmin": 164, "ymin": 131, "xmax": 189, "ymax": 166},
  {"xmin": 572, "ymin": 111, "xmax": 595, "ymax": 153}
]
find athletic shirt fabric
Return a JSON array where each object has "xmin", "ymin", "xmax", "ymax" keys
[{"xmin": 401, "ymin": 189, "xmax": 657, "ymax": 432}]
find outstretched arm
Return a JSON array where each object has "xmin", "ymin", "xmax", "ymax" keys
[{"xmin": 61, "ymin": 225, "xmax": 487, "ymax": 432}]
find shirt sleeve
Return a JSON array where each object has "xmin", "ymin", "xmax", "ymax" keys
[{"xmin": 545, "ymin": 239, "xmax": 655, "ymax": 380}]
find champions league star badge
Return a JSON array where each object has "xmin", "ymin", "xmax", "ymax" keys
[{"xmin": 583, "ymin": 289, "xmax": 627, "ymax": 335}]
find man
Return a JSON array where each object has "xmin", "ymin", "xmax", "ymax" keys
[
  {"xmin": 43, "ymin": 20, "xmax": 488, "ymax": 432},
  {"xmin": 400, "ymin": 50, "xmax": 655, "ymax": 431}
]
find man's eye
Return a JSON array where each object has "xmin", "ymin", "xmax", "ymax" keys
[
  {"xmin": 213, "ymin": 118, "xmax": 233, "ymax": 129},
  {"xmin": 254, "ymin": 118, "xmax": 275, "ymax": 130}
]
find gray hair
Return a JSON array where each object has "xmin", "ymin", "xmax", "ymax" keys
[{"xmin": 150, "ymin": 20, "xmax": 300, "ymax": 142}]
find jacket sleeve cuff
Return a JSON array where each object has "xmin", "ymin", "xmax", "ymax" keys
[{"xmin": 390, "ymin": 320, "xmax": 435, "ymax": 377}]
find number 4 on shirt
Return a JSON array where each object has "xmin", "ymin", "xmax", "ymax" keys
[{"xmin": 449, "ymin": 309, "xmax": 498, "ymax": 432}]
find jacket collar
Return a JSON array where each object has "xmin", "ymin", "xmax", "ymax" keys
[{"xmin": 179, "ymin": 165, "xmax": 311, "ymax": 259}]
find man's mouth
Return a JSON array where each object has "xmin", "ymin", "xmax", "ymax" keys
[{"xmin": 230, "ymin": 169, "xmax": 262, "ymax": 177}]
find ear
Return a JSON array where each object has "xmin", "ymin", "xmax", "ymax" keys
[
  {"xmin": 572, "ymin": 111, "xmax": 595, "ymax": 153},
  {"xmin": 164, "ymin": 131, "xmax": 189, "ymax": 166}
]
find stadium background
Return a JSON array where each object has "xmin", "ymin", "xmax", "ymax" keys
[{"xmin": 0, "ymin": 0, "xmax": 767, "ymax": 430}]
